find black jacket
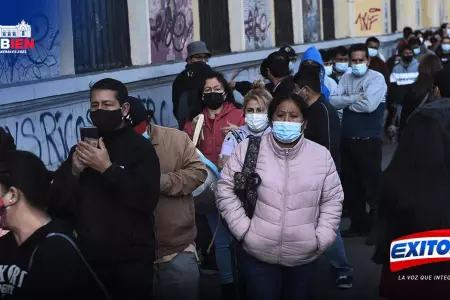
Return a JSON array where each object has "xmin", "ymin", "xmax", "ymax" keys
[
  {"xmin": 0, "ymin": 220, "xmax": 107, "ymax": 300},
  {"xmin": 50, "ymin": 126, "xmax": 160, "ymax": 265},
  {"xmin": 304, "ymin": 95, "xmax": 342, "ymax": 170}
]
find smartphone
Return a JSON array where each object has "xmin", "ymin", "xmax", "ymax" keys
[{"xmin": 80, "ymin": 127, "xmax": 99, "ymax": 148}]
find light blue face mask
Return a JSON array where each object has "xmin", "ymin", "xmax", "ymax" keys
[
  {"xmin": 142, "ymin": 131, "xmax": 150, "ymax": 139},
  {"xmin": 368, "ymin": 48, "xmax": 378, "ymax": 57},
  {"xmin": 413, "ymin": 48, "xmax": 421, "ymax": 56},
  {"xmin": 351, "ymin": 63, "xmax": 368, "ymax": 76},
  {"xmin": 335, "ymin": 62, "xmax": 349, "ymax": 73},
  {"xmin": 272, "ymin": 121, "xmax": 303, "ymax": 144},
  {"xmin": 442, "ymin": 44, "xmax": 450, "ymax": 52},
  {"xmin": 324, "ymin": 65, "xmax": 333, "ymax": 76}
]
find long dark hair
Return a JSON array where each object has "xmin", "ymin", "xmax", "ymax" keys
[{"xmin": 188, "ymin": 71, "xmax": 242, "ymax": 120}]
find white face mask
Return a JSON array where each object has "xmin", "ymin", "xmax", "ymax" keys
[
  {"xmin": 245, "ymin": 113, "xmax": 268, "ymax": 132},
  {"xmin": 324, "ymin": 65, "xmax": 333, "ymax": 76}
]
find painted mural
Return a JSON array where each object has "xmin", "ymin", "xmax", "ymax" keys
[
  {"xmin": 353, "ymin": 0, "xmax": 383, "ymax": 36},
  {"xmin": 303, "ymin": 0, "xmax": 321, "ymax": 43},
  {"xmin": 0, "ymin": 0, "xmax": 60, "ymax": 85},
  {"xmin": 244, "ymin": 0, "xmax": 272, "ymax": 50},
  {"xmin": 149, "ymin": 0, "xmax": 194, "ymax": 63}
]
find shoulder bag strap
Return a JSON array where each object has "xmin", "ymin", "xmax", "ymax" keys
[
  {"xmin": 242, "ymin": 136, "xmax": 261, "ymax": 175},
  {"xmin": 230, "ymin": 130, "xmax": 243, "ymax": 144},
  {"xmin": 29, "ymin": 233, "xmax": 112, "ymax": 300}
]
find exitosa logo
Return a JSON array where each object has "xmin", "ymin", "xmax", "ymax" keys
[{"xmin": 390, "ymin": 230, "xmax": 450, "ymax": 272}]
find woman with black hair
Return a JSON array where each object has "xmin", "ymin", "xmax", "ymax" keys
[
  {"xmin": 374, "ymin": 100, "xmax": 450, "ymax": 299},
  {"xmin": 0, "ymin": 151, "xmax": 109, "ymax": 300},
  {"xmin": 217, "ymin": 93, "xmax": 343, "ymax": 300}
]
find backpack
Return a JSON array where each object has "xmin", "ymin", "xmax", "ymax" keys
[{"xmin": 233, "ymin": 136, "xmax": 262, "ymax": 219}]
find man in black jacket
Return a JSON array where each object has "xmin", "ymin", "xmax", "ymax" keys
[
  {"xmin": 294, "ymin": 72, "xmax": 354, "ymax": 289},
  {"xmin": 50, "ymin": 78, "xmax": 160, "ymax": 300}
]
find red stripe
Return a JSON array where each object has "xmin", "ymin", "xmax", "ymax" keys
[
  {"xmin": 391, "ymin": 257, "xmax": 450, "ymax": 272},
  {"xmin": 392, "ymin": 230, "xmax": 450, "ymax": 242}
]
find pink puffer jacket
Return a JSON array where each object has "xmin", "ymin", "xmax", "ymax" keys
[{"xmin": 216, "ymin": 133, "xmax": 343, "ymax": 267}]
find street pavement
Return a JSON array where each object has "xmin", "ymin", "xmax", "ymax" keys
[{"xmin": 199, "ymin": 142, "xmax": 398, "ymax": 300}]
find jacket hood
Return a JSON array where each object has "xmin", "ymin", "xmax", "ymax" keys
[{"xmin": 298, "ymin": 46, "xmax": 330, "ymax": 100}]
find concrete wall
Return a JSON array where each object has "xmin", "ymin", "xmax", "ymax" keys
[{"xmin": 0, "ymin": 0, "xmax": 442, "ymax": 170}]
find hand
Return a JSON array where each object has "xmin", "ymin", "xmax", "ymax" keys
[
  {"xmin": 221, "ymin": 122, "xmax": 238, "ymax": 137},
  {"xmin": 75, "ymin": 138, "xmax": 112, "ymax": 173},
  {"xmin": 229, "ymin": 80, "xmax": 236, "ymax": 90},
  {"xmin": 71, "ymin": 152, "xmax": 87, "ymax": 177},
  {"xmin": 191, "ymin": 114, "xmax": 204, "ymax": 132},
  {"xmin": 360, "ymin": 93, "xmax": 365, "ymax": 100}
]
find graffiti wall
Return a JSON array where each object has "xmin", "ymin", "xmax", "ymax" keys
[
  {"xmin": 303, "ymin": 0, "xmax": 321, "ymax": 43},
  {"xmin": 243, "ymin": 0, "xmax": 272, "ymax": 50},
  {"xmin": 0, "ymin": 0, "xmax": 60, "ymax": 85},
  {"xmin": 149, "ymin": 0, "xmax": 194, "ymax": 63},
  {"xmin": 353, "ymin": 0, "xmax": 384, "ymax": 36},
  {"xmin": 0, "ymin": 87, "xmax": 177, "ymax": 170}
]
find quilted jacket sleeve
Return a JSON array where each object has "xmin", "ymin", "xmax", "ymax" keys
[
  {"xmin": 216, "ymin": 140, "xmax": 251, "ymax": 241},
  {"xmin": 316, "ymin": 151, "xmax": 344, "ymax": 252}
]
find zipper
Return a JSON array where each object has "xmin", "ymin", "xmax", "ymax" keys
[{"xmin": 277, "ymin": 149, "xmax": 289, "ymax": 264}]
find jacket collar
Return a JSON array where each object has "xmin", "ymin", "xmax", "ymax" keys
[
  {"xmin": 148, "ymin": 123, "xmax": 162, "ymax": 145},
  {"xmin": 267, "ymin": 132, "xmax": 305, "ymax": 159},
  {"xmin": 203, "ymin": 102, "xmax": 239, "ymax": 125}
]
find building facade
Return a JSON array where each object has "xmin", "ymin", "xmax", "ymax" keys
[{"xmin": 0, "ymin": 0, "xmax": 445, "ymax": 169}]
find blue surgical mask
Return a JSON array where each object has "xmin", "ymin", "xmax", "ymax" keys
[
  {"xmin": 442, "ymin": 44, "xmax": 450, "ymax": 52},
  {"xmin": 413, "ymin": 48, "xmax": 421, "ymax": 56},
  {"xmin": 272, "ymin": 121, "xmax": 303, "ymax": 144},
  {"xmin": 351, "ymin": 63, "xmax": 368, "ymax": 76},
  {"xmin": 142, "ymin": 131, "xmax": 150, "ymax": 139},
  {"xmin": 368, "ymin": 48, "xmax": 378, "ymax": 57},
  {"xmin": 335, "ymin": 62, "xmax": 348, "ymax": 73},
  {"xmin": 324, "ymin": 65, "xmax": 333, "ymax": 76},
  {"xmin": 289, "ymin": 61, "xmax": 295, "ymax": 72}
]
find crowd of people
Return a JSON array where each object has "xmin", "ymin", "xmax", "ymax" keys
[{"xmin": 0, "ymin": 24, "xmax": 449, "ymax": 300}]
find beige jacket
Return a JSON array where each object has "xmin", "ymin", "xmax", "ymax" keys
[{"xmin": 149, "ymin": 124, "xmax": 207, "ymax": 258}]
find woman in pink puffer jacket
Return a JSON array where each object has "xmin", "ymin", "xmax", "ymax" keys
[{"xmin": 216, "ymin": 93, "xmax": 344, "ymax": 300}]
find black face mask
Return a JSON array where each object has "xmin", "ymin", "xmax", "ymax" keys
[
  {"xmin": 301, "ymin": 64, "xmax": 321, "ymax": 75},
  {"xmin": 203, "ymin": 92, "xmax": 225, "ymax": 110},
  {"xmin": 402, "ymin": 55, "xmax": 414, "ymax": 63},
  {"xmin": 90, "ymin": 109, "xmax": 123, "ymax": 136}
]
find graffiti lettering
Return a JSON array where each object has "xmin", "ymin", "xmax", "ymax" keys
[
  {"xmin": 150, "ymin": 0, "xmax": 193, "ymax": 59},
  {"xmin": 0, "ymin": 96, "xmax": 170, "ymax": 169},
  {"xmin": 355, "ymin": 8, "xmax": 381, "ymax": 31},
  {"xmin": 244, "ymin": 4, "xmax": 270, "ymax": 48}
]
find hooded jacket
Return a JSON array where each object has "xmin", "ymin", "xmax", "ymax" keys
[
  {"xmin": 299, "ymin": 46, "xmax": 331, "ymax": 100},
  {"xmin": 0, "ymin": 220, "xmax": 107, "ymax": 300},
  {"xmin": 184, "ymin": 102, "xmax": 246, "ymax": 166},
  {"xmin": 216, "ymin": 133, "xmax": 343, "ymax": 267}
]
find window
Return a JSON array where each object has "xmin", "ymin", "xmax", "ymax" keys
[
  {"xmin": 71, "ymin": 0, "xmax": 131, "ymax": 74},
  {"xmin": 322, "ymin": 0, "xmax": 335, "ymax": 40},
  {"xmin": 198, "ymin": 0, "xmax": 230, "ymax": 55},
  {"xmin": 391, "ymin": 0, "xmax": 397, "ymax": 32},
  {"xmin": 274, "ymin": 0, "xmax": 293, "ymax": 46}
]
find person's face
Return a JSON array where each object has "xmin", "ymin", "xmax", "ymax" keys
[
  {"xmin": 434, "ymin": 34, "xmax": 442, "ymax": 43},
  {"xmin": 203, "ymin": 77, "xmax": 225, "ymax": 95},
  {"xmin": 335, "ymin": 54, "xmax": 349, "ymax": 64},
  {"xmin": 295, "ymin": 85, "xmax": 311, "ymax": 101},
  {"xmin": 442, "ymin": 38, "xmax": 450, "ymax": 46},
  {"xmin": 323, "ymin": 60, "xmax": 333, "ymax": 67},
  {"xmin": 367, "ymin": 41, "xmax": 380, "ymax": 50},
  {"xmin": 417, "ymin": 34, "xmax": 423, "ymax": 40},
  {"xmin": 350, "ymin": 50, "xmax": 368, "ymax": 66},
  {"xmin": 411, "ymin": 44, "xmax": 420, "ymax": 51},
  {"xmin": 272, "ymin": 100, "xmax": 303, "ymax": 123},
  {"xmin": 0, "ymin": 184, "xmax": 19, "ymax": 228},
  {"xmin": 402, "ymin": 49, "xmax": 414, "ymax": 57},
  {"xmin": 90, "ymin": 90, "xmax": 130, "ymax": 118},
  {"xmin": 245, "ymin": 99, "xmax": 265, "ymax": 114},
  {"xmin": 188, "ymin": 54, "xmax": 209, "ymax": 64}
]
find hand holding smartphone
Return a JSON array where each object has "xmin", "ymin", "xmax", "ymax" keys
[{"xmin": 80, "ymin": 127, "xmax": 99, "ymax": 148}]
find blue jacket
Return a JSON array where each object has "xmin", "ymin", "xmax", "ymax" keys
[{"xmin": 298, "ymin": 46, "xmax": 331, "ymax": 100}]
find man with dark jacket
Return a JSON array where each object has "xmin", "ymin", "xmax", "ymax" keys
[
  {"xmin": 172, "ymin": 41, "xmax": 212, "ymax": 129},
  {"xmin": 127, "ymin": 97, "xmax": 207, "ymax": 300},
  {"xmin": 294, "ymin": 71, "xmax": 354, "ymax": 289},
  {"xmin": 50, "ymin": 78, "xmax": 160, "ymax": 300}
]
